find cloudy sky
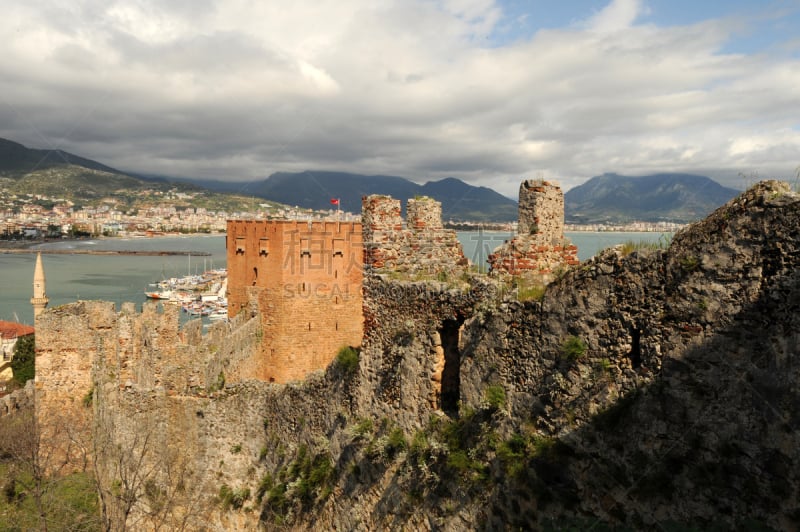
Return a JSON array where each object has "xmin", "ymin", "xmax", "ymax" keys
[{"xmin": 1, "ymin": 0, "xmax": 798, "ymax": 196}]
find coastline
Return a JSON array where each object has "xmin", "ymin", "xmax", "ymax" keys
[
  {"xmin": 0, "ymin": 249, "xmax": 210, "ymax": 256},
  {"xmin": 0, "ymin": 232, "xmax": 224, "ymax": 252}
]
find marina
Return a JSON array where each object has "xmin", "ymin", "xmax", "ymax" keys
[{"xmin": 145, "ymin": 268, "xmax": 229, "ymax": 321}]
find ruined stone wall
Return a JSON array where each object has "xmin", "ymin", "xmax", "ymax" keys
[
  {"xmin": 34, "ymin": 299, "xmax": 263, "ymax": 477},
  {"xmin": 226, "ymin": 220, "xmax": 364, "ymax": 383},
  {"xmin": 357, "ymin": 276, "xmax": 498, "ymax": 424},
  {"xmin": 363, "ymin": 195, "xmax": 467, "ymax": 275},
  {"xmin": 489, "ymin": 179, "xmax": 579, "ymax": 280},
  {"xmin": 407, "ymin": 196, "xmax": 443, "ymax": 230},
  {"xmin": 0, "ymin": 380, "xmax": 33, "ymax": 417},
  {"xmin": 517, "ymin": 178, "xmax": 564, "ymax": 240}
]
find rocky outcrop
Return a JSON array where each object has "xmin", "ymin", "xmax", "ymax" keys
[{"xmin": 458, "ymin": 180, "xmax": 800, "ymax": 529}]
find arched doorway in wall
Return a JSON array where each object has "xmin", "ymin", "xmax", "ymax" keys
[{"xmin": 439, "ymin": 317, "xmax": 464, "ymax": 415}]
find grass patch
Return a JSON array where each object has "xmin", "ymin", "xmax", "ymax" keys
[
  {"xmin": 483, "ymin": 385, "xmax": 506, "ymax": 411},
  {"xmin": 560, "ymin": 336, "xmax": 587, "ymax": 363},
  {"xmin": 510, "ymin": 276, "xmax": 547, "ymax": 302},
  {"xmin": 679, "ymin": 255, "xmax": 701, "ymax": 272},
  {"xmin": 0, "ymin": 464, "xmax": 100, "ymax": 531}
]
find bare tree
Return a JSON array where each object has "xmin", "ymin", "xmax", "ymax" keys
[
  {"xmin": 91, "ymin": 403, "xmax": 214, "ymax": 531},
  {"xmin": 0, "ymin": 405, "xmax": 101, "ymax": 531}
]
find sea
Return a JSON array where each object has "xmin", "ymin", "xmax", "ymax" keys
[{"xmin": 0, "ymin": 231, "xmax": 670, "ymax": 325}]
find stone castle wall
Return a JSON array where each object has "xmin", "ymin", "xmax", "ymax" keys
[
  {"xmin": 226, "ymin": 220, "xmax": 364, "ymax": 383},
  {"xmin": 362, "ymin": 195, "xmax": 467, "ymax": 275},
  {"xmin": 34, "ymin": 298, "xmax": 266, "ymax": 529},
  {"xmin": 489, "ymin": 179, "xmax": 579, "ymax": 279},
  {"xmin": 28, "ymin": 181, "xmax": 800, "ymax": 530}
]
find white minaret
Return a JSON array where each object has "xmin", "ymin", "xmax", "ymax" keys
[{"xmin": 31, "ymin": 252, "xmax": 49, "ymax": 318}]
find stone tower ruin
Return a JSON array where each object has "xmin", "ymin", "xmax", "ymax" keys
[{"xmin": 488, "ymin": 179, "xmax": 579, "ymax": 280}]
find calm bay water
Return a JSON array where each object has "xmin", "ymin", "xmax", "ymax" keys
[
  {"xmin": 0, "ymin": 231, "xmax": 668, "ymax": 325},
  {"xmin": 0, "ymin": 235, "xmax": 228, "ymax": 325}
]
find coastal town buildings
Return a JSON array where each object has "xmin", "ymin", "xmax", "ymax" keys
[
  {"xmin": 0, "ymin": 187, "xmax": 359, "ymax": 240},
  {"xmin": 0, "ymin": 320, "xmax": 34, "ymax": 381}
]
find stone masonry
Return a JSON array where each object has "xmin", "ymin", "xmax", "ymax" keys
[
  {"xmin": 488, "ymin": 179, "xmax": 579, "ymax": 279},
  {"xmin": 226, "ymin": 220, "xmax": 364, "ymax": 383},
  {"xmin": 362, "ymin": 195, "xmax": 468, "ymax": 275}
]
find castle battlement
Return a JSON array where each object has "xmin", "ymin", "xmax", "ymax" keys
[{"xmin": 362, "ymin": 195, "xmax": 467, "ymax": 274}]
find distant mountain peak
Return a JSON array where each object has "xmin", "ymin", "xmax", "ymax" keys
[
  {"xmin": 231, "ymin": 171, "xmax": 518, "ymax": 222},
  {"xmin": 565, "ymin": 173, "xmax": 739, "ymax": 224}
]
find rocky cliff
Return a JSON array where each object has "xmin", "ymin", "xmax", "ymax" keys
[{"xmin": 34, "ymin": 181, "xmax": 800, "ymax": 530}]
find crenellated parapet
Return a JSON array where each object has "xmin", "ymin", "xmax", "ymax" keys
[{"xmin": 362, "ymin": 195, "xmax": 467, "ymax": 275}]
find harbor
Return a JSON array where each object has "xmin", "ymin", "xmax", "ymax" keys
[{"xmin": 145, "ymin": 268, "xmax": 229, "ymax": 321}]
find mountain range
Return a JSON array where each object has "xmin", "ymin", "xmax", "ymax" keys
[
  {"xmin": 564, "ymin": 173, "xmax": 740, "ymax": 224},
  {"xmin": 1, "ymin": 137, "xmax": 744, "ymax": 223},
  {"xmin": 195, "ymin": 171, "xmax": 519, "ymax": 222}
]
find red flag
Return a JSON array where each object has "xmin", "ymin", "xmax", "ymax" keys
[{"xmin": 330, "ymin": 198, "xmax": 340, "ymax": 206}]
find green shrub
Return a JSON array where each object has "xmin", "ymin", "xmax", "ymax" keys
[
  {"xmin": 219, "ymin": 484, "xmax": 250, "ymax": 510},
  {"xmin": 336, "ymin": 346, "xmax": 359, "ymax": 374},
  {"xmin": 209, "ymin": 371, "xmax": 225, "ymax": 391},
  {"xmin": 352, "ymin": 417, "xmax": 373, "ymax": 438},
  {"xmin": 256, "ymin": 474, "xmax": 273, "ymax": 502},
  {"xmin": 560, "ymin": 336, "xmax": 587, "ymax": 362},
  {"xmin": 409, "ymin": 430, "xmax": 429, "ymax": 456},
  {"xmin": 497, "ymin": 433, "xmax": 527, "ymax": 477},
  {"xmin": 11, "ymin": 335, "xmax": 35, "ymax": 385},
  {"xmin": 386, "ymin": 427, "xmax": 407, "ymax": 456},
  {"xmin": 680, "ymin": 255, "xmax": 700, "ymax": 272},
  {"xmin": 597, "ymin": 358, "xmax": 612, "ymax": 374},
  {"xmin": 483, "ymin": 385, "xmax": 506, "ymax": 410},
  {"xmin": 82, "ymin": 387, "xmax": 94, "ymax": 408}
]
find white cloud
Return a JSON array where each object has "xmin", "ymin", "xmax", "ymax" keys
[
  {"xmin": 584, "ymin": 0, "xmax": 646, "ymax": 33},
  {"xmin": 0, "ymin": 0, "xmax": 798, "ymax": 198}
]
